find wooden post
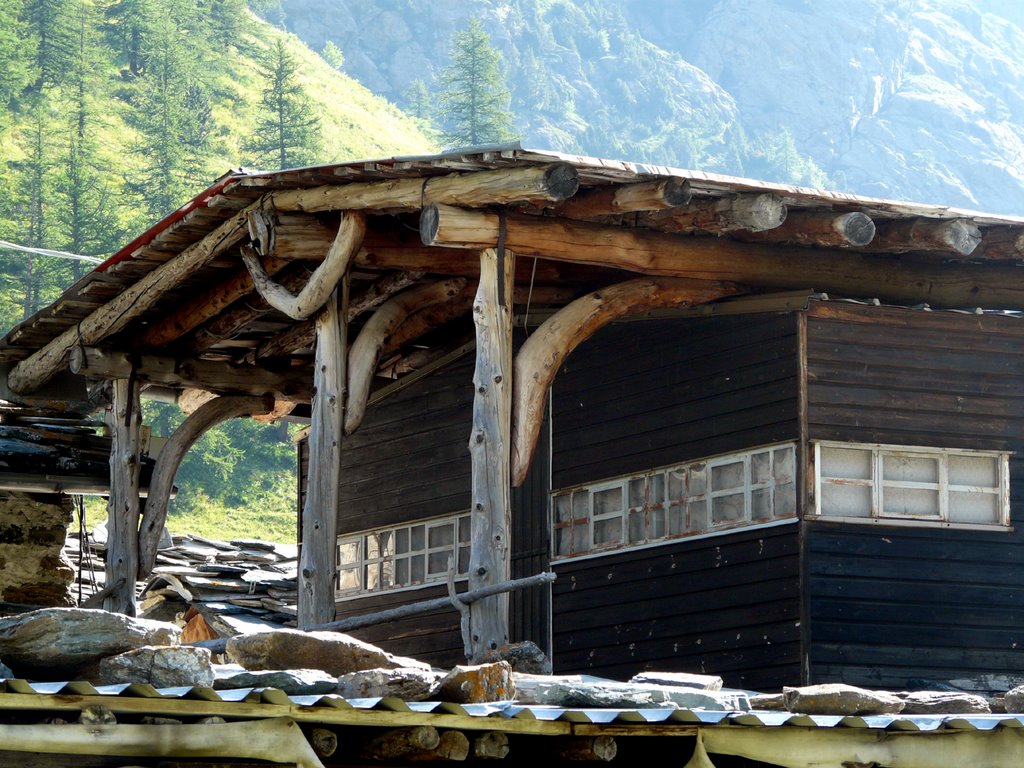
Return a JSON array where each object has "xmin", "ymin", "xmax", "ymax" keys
[
  {"xmin": 104, "ymin": 377, "xmax": 142, "ymax": 615},
  {"xmin": 467, "ymin": 247, "xmax": 514, "ymax": 661},
  {"xmin": 297, "ymin": 285, "xmax": 346, "ymax": 628}
]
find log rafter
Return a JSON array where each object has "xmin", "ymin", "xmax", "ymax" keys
[{"xmin": 420, "ymin": 204, "xmax": 1024, "ymax": 310}]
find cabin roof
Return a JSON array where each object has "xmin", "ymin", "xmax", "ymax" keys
[{"xmin": 3, "ymin": 144, "xmax": 1024, "ymax": 411}]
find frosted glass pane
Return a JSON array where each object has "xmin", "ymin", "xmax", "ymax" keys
[
  {"xmin": 949, "ymin": 455, "xmax": 998, "ymax": 487},
  {"xmin": 774, "ymin": 482, "xmax": 797, "ymax": 516},
  {"xmin": 554, "ymin": 495, "xmax": 573, "ymax": 523},
  {"xmin": 649, "ymin": 508, "xmax": 666, "ymax": 539},
  {"xmin": 594, "ymin": 517, "xmax": 622, "ymax": 545},
  {"xmin": 668, "ymin": 469, "xmax": 686, "ymax": 500},
  {"xmin": 668, "ymin": 503, "xmax": 685, "ymax": 535},
  {"xmin": 712, "ymin": 492, "xmax": 745, "ymax": 524},
  {"xmin": 628, "ymin": 510, "xmax": 645, "ymax": 542},
  {"xmin": 572, "ymin": 522, "xmax": 588, "ymax": 552},
  {"xmin": 774, "ymin": 447, "xmax": 795, "ymax": 483},
  {"xmin": 883, "ymin": 454, "xmax": 938, "ymax": 484},
  {"xmin": 688, "ymin": 465, "xmax": 707, "ymax": 496},
  {"xmin": 572, "ymin": 492, "xmax": 589, "ymax": 521},
  {"xmin": 821, "ymin": 447, "xmax": 871, "ymax": 480},
  {"xmin": 594, "ymin": 486, "xmax": 623, "ymax": 516},
  {"xmin": 752, "ymin": 488, "xmax": 771, "ymax": 520},
  {"xmin": 629, "ymin": 478, "xmax": 646, "ymax": 508},
  {"xmin": 649, "ymin": 473, "xmax": 665, "ymax": 504},
  {"xmin": 712, "ymin": 461, "xmax": 744, "ymax": 492},
  {"xmin": 821, "ymin": 482, "xmax": 871, "ymax": 517},
  {"xmin": 687, "ymin": 501, "xmax": 707, "ymax": 531},
  {"xmin": 882, "ymin": 487, "xmax": 938, "ymax": 516},
  {"xmin": 752, "ymin": 452, "xmax": 771, "ymax": 484},
  {"xmin": 949, "ymin": 491, "xmax": 999, "ymax": 523}
]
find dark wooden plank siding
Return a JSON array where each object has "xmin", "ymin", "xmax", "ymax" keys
[
  {"xmin": 337, "ymin": 356, "xmax": 475, "ymax": 533},
  {"xmin": 804, "ymin": 303, "xmax": 1024, "ymax": 691},
  {"xmin": 551, "ymin": 314, "xmax": 801, "ymax": 489},
  {"xmin": 552, "ymin": 524, "xmax": 801, "ymax": 690}
]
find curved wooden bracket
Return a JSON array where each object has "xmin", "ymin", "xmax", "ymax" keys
[
  {"xmin": 345, "ymin": 278, "xmax": 468, "ymax": 435},
  {"xmin": 242, "ymin": 211, "xmax": 366, "ymax": 320},
  {"xmin": 137, "ymin": 394, "xmax": 274, "ymax": 578},
  {"xmin": 510, "ymin": 277, "xmax": 744, "ymax": 486}
]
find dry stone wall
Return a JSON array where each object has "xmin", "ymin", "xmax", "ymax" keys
[{"xmin": 0, "ymin": 492, "xmax": 73, "ymax": 606}]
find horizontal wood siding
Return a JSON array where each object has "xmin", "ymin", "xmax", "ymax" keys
[
  {"xmin": 552, "ymin": 524, "xmax": 801, "ymax": 690},
  {"xmin": 338, "ymin": 356, "xmax": 475, "ymax": 533},
  {"xmin": 551, "ymin": 314, "xmax": 801, "ymax": 489},
  {"xmin": 805, "ymin": 303, "xmax": 1024, "ymax": 691}
]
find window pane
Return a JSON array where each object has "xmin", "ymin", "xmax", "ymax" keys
[
  {"xmin": 668, "ymin": 469, "xmax": 686, "ymax": 500},
  {"xmin": 555, "ymin": 494, "xmax": 573, "ymax": 523},
  {"xmin": 821, "ymin": 482, "xmax": 871, "ymax": 517},
  {"xmin": 458, "ymin": 545, "xmax": 470, "ymax": 573},
  {"xmin": 712, "ymin": 461, "xmax": 744, "ymax": 492},
  {"xmin": 594, "ymin": 517, "xmax": 622, "ymax": 546},
  {"xmin": 752, "ymin": 488, "xmax": 771, "ymax": 520},
  {"xmin": 774, "ymin": 482, "xmax": 796, "ymax": 517},
  {"xmin": 411, "ymin": 525, "xmax": 425, "ymax": 550},
  {"xmin": 338, "ymin": 540, "xmax": 360, "ymax": 565},
  {"xmin": 594, "ymin": 486, "xmax": 623, "ymax": 516},
  {"xmin": 427, "ymin": 551, "xmax": 448, "ymax": 575},
  {"xmin": 712, "ymin": 492, "xmax": 745, "ymax": 524},
  {"xmin": 883, "ymin": 454, "xmax": 938, "ymax": 484},
  {"xmin": 395, "ymin": 558, "xmax": 409, "ymax": 585},
  {"xmin": 628, "ymin": 510, "xmax": 645, "ymax": 542},
  {"xmin": 774, "ymin": 447, "xmax": 795, "ymax": 483},
  {"xmin": 395, "ymin": 528, "xmax": 409, "ymax": 554},
  {"xmin": 649, "ymin": 473, "xmax": 665, "ymax": 505},
  {"xmin": 572, "ymin": 522, "xmax": 588, "ymax": 553},
  {"xmin": 949, "ymin": 491, "xmax": 999, "ymax": 523},
  {"xmin": 572, "ymin": 492, "xmax": 590, "ymax": 521},
  {"xmin": 649, "ymin": 508, "xmax": 666, "ymax": 539},
  {"xmin": 822, "ymin": 447, "xmax": 871, "ymax": 480},
  {"xmin": 378, "ymin": 531, "xmax": 393, "ymax": 558},
  {"xmin": 555, "ymin": 527, "xmax": 572, "ymax": 556},
  {"xmin": 428, "ymin": 523, "xmax": 454, "ymax": 548},
  {"xmin": 380, "ymin": 560, "xmax": 394, "ymax": 588},
  {"xmin": 366, "ymin": 533, "xmax": 381, "ymax": 559},
  {"xmin": 882, "ymin": 487, "xmax": 938, "ymax": 516},
  {"xmin": 458, "ymin": 517, "xmax": 471, "ymax": 543},
  {"xmin": 410, "ymin": 555, "xmax": 424, "ymax": 582},
  {"xmin": 668, "ymin": 503, "xmax": 685, "ymax": 535},
  {"xmin": 338, "ymin": 566, "xmax": 360, "ymax": 591},
  {"xmin": 751, "ymin": 452, "xmax": 771, "ymax": 485},
  {"xmin": 689, "ymin": 465, "xmax": 707, "ymax": 496},
  {"xmin": 365, "ymin": 562, "xmax": 380, "ymax": 590},
  {"xmin": 687, "ymin": 500, "xmax": 707, "ymax": 531},
  {"xmin": 949, "ymin": 455, "xmax": 998, "ymax": 487},
  {"xmin": 629, "ymin": 478, "xmax": 646, "ymax": 508}
]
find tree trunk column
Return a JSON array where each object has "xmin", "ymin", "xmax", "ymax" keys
[
  {"xmin": 468, "ymin": 247, "xmax": 514, "ymax": 661},
  {"xmin": 105, "ymin": 377, "xmax": 142, "ymax": 615},
  {"xmin": 298, "ymin": 287, "xmax": 346, "ymax": 628}
]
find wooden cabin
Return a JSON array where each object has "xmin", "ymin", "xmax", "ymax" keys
[{"xmin": 3, "ymin": 146, "xmax": 1024, "ymax": 693}]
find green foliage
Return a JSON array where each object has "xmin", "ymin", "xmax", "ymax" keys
[
  {"xmin": 321, "ymin": 39, "xmax": 343, "ymax": 70},
  {"xmin": 0, "ymin": 0, "xmax": 34, "ymax": 114},
  {"xmin": 436, "ymin": 18, "xmax": 516, "ymax": 148},
  {"xmin": 747, "ymin": 128, "xmax": 832, "ymax": 189},
  {"xmin": 22, "ymin": 0, "xmax": 76, "ymax": 88},
  {"xmin": 245, "ymin": 37, "xmax": 321, "ymax": 169}
]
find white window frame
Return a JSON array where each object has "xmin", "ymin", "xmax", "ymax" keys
[
  {"xmin": 812, "ymin": 441, "xmax": 1011, "ymax": 529},
  {"xmin": 334, "ymin": 512, "xmax": 471, "ymax": 599},
  {"xmin": 552, "ymin": 442, "xmax": 798, "ymax": 561}
]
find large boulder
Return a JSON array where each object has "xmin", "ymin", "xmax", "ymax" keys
[
  {"xmin": 514, "ymin": 674, "xmax": 747, "ymax": 711},
  {"xmin": 783, "ymin": 684, "xmax": 904, "ymax": 715},
  {"xmin": 898, "ymin": 690, "xmax": 990, "ymax": 715},
  {"xmin": 99, "ymin": 646, "xmax": 214, "ymax": 688},
  {"xmin": 213, "ymin": 665, "xmax": 338, "ymax": 695},
  {"xmin": 337, "ymin": 667, "xmax": 444, "ymax": 701},
  {"xmin": 0, "ymin": 608, "xmax": 180, "ymax": 679},
  {"xmin": 226, "ymin": 629, "xmax": 429, "ymax": 677},
  {"xmin": 1004, "ymin": 685, "xmax": 1024, "ymax": 713}
]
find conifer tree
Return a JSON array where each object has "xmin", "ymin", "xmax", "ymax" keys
[
  {"xmin": 436, "ymin": 18, "xmax": 515, "ymax": 148},
  {"xmin": 105, "ymin": 0, "xmax": 154, "ymax": 78},
  {"xmin": 0, "ymin": 0, "xmax": 35, "ymax": 112},
  {"xmin": 321, "ymin": 40, "xmax": 343, "ymax": 70},
  {"xmin": 245, "ymin": 39, "xmax": 321, "ymax": 170}
]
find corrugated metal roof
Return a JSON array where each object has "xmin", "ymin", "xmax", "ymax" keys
[{"xmin": 1, "ymin": 679, "xmax": 1020, "ymax": 734}]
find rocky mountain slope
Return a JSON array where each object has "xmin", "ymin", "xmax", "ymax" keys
[{"xmin": 276, "ymin": 0, "xmax": 1024, "ymax": 214}]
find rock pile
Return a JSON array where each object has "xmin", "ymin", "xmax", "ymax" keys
[{"xmin": 0, "ymin": 607, "xmax": 1015, "ymax": 717}]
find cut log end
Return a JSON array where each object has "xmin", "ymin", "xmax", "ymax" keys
[
  {"xmin": 544, "ymin": 163, "xmax": 581, "ymax": 200},
  {"xmin": 663, "ymin": 177, "xmax": 693, "ymax": 207},
  {"xmin": 837, "ymin": 212, "xmax": 876, "ymax": 247},
  {"xmin": 734, "ymin": 193, "xmax": 787, "ymax": 232},
  {"xmin": 420, "ymin": 204, "xmax": 441, "ymax": 246},
  {"xmin": 946, "ymin": 218, "xmax": 983, "ymax": 256}
]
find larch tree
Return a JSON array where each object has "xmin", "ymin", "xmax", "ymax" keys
[
  {"xmin": 436, "ymin": 18, "xmax": 515, "ymax": 148},
  {"xmin": 245, "ymin": 38, "xmax": 321, "ymax": 170}
]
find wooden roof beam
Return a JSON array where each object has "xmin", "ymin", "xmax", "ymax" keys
[
  {"xmin": 969, "ymin": 226, "xmax": 1024, "ymax": 261},
  {"xmin": 643, "ymin": 192, "xmax": 787, "ymax": 233},
  {"xmin": 269, "ymin": 163, "xmax": 579, "ymax": 213},
  {"xmin": 550, "ymin": 178, "xmax": 691, "ymax": 220},
  {"xmin": 867, "ymin": 217, "xmax": 982, "ymax": 256},
  {"xmin": 736, "ymin": 210, "xmax": 876, "ymax": 247},
  {"xmin": 68, "ymin": 347, "xmax": 312, "ymax": 402},
  {"xmin": 420, "ymin": 204, "xmax": 1024, "ymax": 310}
]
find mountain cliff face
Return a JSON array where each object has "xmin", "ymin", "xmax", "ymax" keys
[{"xmin": 277, "ymin": 0, "xmax": 1024, "ymax": 214}]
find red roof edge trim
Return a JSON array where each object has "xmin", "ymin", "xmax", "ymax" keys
[{"xmin": 94, "ymin": 172, "xmax": 249, "ymax": 273}]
